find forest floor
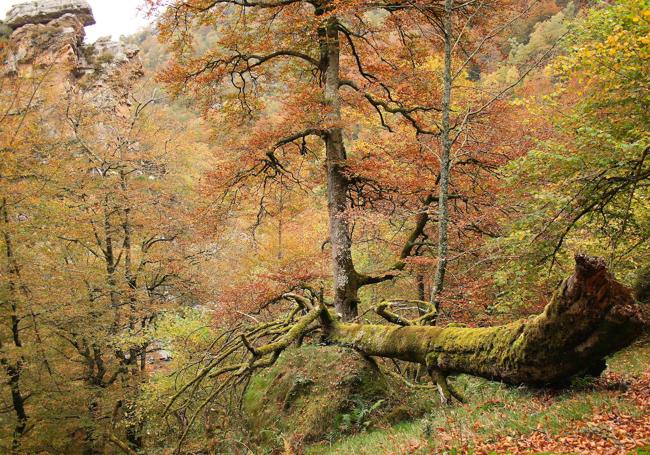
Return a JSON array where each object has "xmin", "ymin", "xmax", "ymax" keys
[{"xmin": 304, "ymin": 334, "xmax": 650, "ymax": 455}]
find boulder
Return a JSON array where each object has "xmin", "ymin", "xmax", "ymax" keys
[
  {"xmin": 240, "ymin": 345, "xmax": 432, "ymax": 452},
  {"xmin": 5, "ymin": 0, "xmax": 95, "ymax": 29}
]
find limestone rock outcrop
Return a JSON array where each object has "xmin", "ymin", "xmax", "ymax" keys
[
  {"xmin": 4, "ymin": 13, "xmax": 87, "ymax": 72},
  {"xmin": 5, "ymin": 0, "xmax": 95, "ymax": 29},
  {"xmin": 92, "ymin": 37, "xmax": 140, "ymax": 64},
  {"xmin": 2, "ymin": 0, "xmax": 142, "ymax": 119}
]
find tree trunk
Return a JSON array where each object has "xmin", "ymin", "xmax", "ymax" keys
[
  {"xmin": 432, "ymin": 0, "xmax": 454, "ymax": 307},
  {"xmin": 326, "ymin": 255, "xmax": 645, "ymax": 385},
  {"xmin": 322, "ymin": 17, "xmax": 359, "ymax": 321},
  {"xmin": 103, "ymin": 198, "xmax": 121, "ymax": 331},
  {"xmin": 0, "ymin": 200, "xmax": 28, "ymax": 453}
]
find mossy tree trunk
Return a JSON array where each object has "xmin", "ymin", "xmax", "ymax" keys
[
  {"xmin": 162, "ymin": 255, "xmax": 645, "ymax": 446},
  {"xmin": 325, "ymin": 255, "xmax": 645, "ymax": 385}
]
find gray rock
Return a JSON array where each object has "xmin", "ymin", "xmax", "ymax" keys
[
  {"xmin": 5, "ymin": 0, "xmax": 95, "ymax": 29},
  {"xmin": 92, "ymin": 37, "xmax": 139, "ymax": 63}
]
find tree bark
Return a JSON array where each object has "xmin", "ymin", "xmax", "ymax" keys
[
  {"xmin": 325, "ymin": 255, "xmax": 645, "ymax": 385},
  {"xmin": 432, "ymin": 0, "xmax": 454, "ymax": 306},
  {"xmin": 321, "ymin": 17, "xmax": 359, "ymax": 321}
]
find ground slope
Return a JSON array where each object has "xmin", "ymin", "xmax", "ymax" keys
[{"xmin": 306, "ymin": 336, "xmax": 650, "ymax": 455}]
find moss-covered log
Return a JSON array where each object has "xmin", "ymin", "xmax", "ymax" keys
[{"xmin": 325, "ymin": 255, "xmax": 645, "ymax": 385}]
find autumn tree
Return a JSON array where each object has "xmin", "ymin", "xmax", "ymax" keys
[
  {"xmin": 0, "ymin": 15, "xmax": 213, "ymax": 453},
  {"xmin": 143, "ymin": 1, "xmax": 646, "ymax": 450},
  {"xmin": 0, "ymin": 35, "xmax": 75, "ymax": 452},
  {"xmin": 152, "ymin": 0, "xmax": 545, "ymax": 324},
  {"xmin": 494, "ymin": 0, "xmax": 650, "ymax": 305}
]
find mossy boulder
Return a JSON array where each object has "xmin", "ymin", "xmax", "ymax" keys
[{"xmin": 243, "ymin": 345, "xmax": 425, "ymax": 451}]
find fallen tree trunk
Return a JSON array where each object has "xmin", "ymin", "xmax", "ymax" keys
[
  {"xmin": 324, "ymin": 255, "xmax": 645, "ymax": 385},
  {"xmin": 165, "ymin": 255, "xmax": 646, "ymax": 449}
]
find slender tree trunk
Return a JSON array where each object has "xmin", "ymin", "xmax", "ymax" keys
[
  {"xmin": 0, "ymin": 200, "xmax": 28, "ymax": 454},
  {"xmin": 277, "ymin": 183, "xmax": 284, "ymax": 260},
  {"xmin": 326, "ymin": 255, "xmax": 644, "ymax": 385},
  {"xmin": 432, "ymin": 0, "xmax": 454, "ymax": 308},
  {"xmin": 321, "ymin": 17, "xmax": 359, "ymax": 321},
  {"xmin": 103, "ymin": 198, "xmax": 121, "ymax": 330}
]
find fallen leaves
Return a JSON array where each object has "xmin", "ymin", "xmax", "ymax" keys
[{"xmin": 473, "ymin": 373, "xmax": 650, "ymax": 455}]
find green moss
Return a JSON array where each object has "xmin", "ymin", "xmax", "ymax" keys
[
  {"xmin": 283, "ymin": 376, "xmax": 314, "ymax": 410},
  {"xmin": 0, "ymin": 22, "xmax": 12, "ymax": 41},
  {"xmin": 330, "ymin": 266, "xmax": 643, "ymax": 386},
  {"xmin": 634, "ymin": 265, "xmax": 650, "ymax": 305},
  {"xmin": 242, "ymin": 344, "xmax": 430, "ymax": 451},
  {"xmin": 385, "ymin": 405, "xmax": 412, "ymax": 424}
]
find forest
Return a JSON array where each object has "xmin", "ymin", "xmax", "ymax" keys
[{"xmin": 0, "ymin": 0, "xmax": 648, "ymax": 453}]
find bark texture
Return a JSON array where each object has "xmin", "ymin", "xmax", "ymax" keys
[
  {"xmin": 326, "ymin": 255, "xmax": 645, "ymax": 385},
  {"xmin": 321, "ymin": 17, "xmax": 359, "ymax": 321},
  {"xmin": 432, "ymin": 0, "xmax": 454, "ymax": 304}
]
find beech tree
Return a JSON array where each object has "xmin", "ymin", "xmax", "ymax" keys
[
  {"xmin": 147, "ymin": 1, "xmax": 646, "ymax": 450},
  {"xmin": 153, "ymin": 0, "xmax": 536, "ymax": 322},
  {"xmin": 0, "ymin": 24, "xmax": 211, "ymax": 452}
]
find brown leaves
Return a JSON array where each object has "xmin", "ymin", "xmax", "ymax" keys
[
  {"xmin": 474, "ymin": 373, "xmax": 650, "ymax": 455},
  {"xmin": 477, "ymin": 412, "xmax": 649, "ymax": 454}
]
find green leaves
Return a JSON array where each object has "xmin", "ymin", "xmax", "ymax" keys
[{"xmin": 496, "ymin": 0, "xmax": 650, "ymax": 298}]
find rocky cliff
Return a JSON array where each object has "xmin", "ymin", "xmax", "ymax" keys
[
  {"xmin": 5, "ymin": 0, "xmax": 95, "ymax": 28},
  {"xmin": 2, "ymin": 0, "xmax": 143, "ymax": 117}
]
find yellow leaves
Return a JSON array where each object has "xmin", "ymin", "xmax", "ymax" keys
[
  {"xmin": 510, "ymin": 98, "xmax": 525, "ymax": 107},
  {"xmin": 505, "ymin": 66, "xmax": 521, "ymax": 85},
  {"xmin": 420, "ymin": 55, "xmax": 443, "ymax": 73}
]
